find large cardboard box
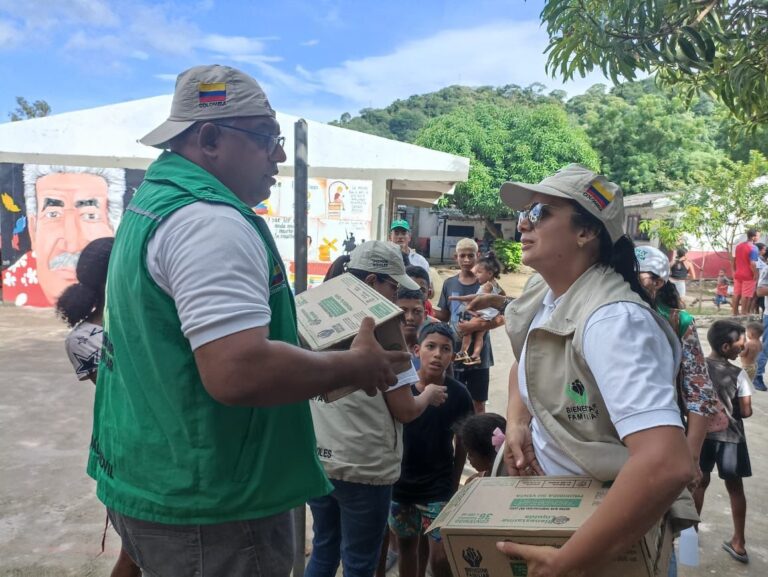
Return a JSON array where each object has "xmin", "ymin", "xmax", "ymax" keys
[
  {"xmin": 295, "ymin": 273, "xmax": 412, "ymax": 401},
  {"xmin": 430, "ymin": 476, "xmax": 672, "ymax": 577}
]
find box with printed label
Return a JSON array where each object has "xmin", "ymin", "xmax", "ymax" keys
[
  {"xmin": 429, "ymin": 476, "xmax": 672, "ymax": 577},
  {"xmin": 295, "ymin": 273, "xmax": 412, "ymax": 402}
]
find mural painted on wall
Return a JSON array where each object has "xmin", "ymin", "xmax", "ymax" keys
[
  {"xmin": 0, "ymin": 163, "xmax": 144, "ymax": 307},
  {"xmin": 1, "ymin": 162, "xmax": 372, "ymax": 305},
  {"xmin": 259, "ymin": 176, "xmax": 373, "ymax": 288}
]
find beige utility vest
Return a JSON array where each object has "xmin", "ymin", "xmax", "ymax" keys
[
  {"xmin": 506, "ymin": 265, "xmax": 697, "ymax": 529},
  {"xmin": 311, "ymin": 389, "xmax": 403, "ymax": 485}
]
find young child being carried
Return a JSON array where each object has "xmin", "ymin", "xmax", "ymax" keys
[
  {"xmin": 454, "ymin": 251, "xmax": 505, "ymax": 366},
  {"xmin": 389, "ymin": 323, "xmax": 474, "ymax": 577},
  {"xmin": 740, "ymin": 321, "xmax": 763, "ymax": 381},
  {"xmin": 694, "ymin": 320, "xmax": 754, "ymax": 565},
  {"xmin": 715, "ymin": 269, "xmax": 730, "ymax": 311},
  {"xmin": 454, "ymin": 412, "xmax": 507, "ymax": 483}
]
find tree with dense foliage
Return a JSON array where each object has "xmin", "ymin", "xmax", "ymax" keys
[
  {"xmin": 541, "ymin": 0, "xmax": 768, "ymax": 126},
  {"xmin": 415, "ymin": 103, "xmax": 599, "ymax": 233},
  {"xmin": 330, "ymin": 84, "xmax": 565, "ymax": 142},
  {"xmin": 566, "ymin": 83, "xmax": 723, "ymax": 193},
  {"xmin": 331, "ymin": 78, "xmax": 768, "ymax": 230},
  {"xmin": 8, "ymin": 97, "xmax": 51, "ymax": 121},
  {"xmin": 640, "ymin": 151, "xmax": 768, "ymax": 264}
]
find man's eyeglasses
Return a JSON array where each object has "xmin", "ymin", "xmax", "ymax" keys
[
  {"xmin": 517, "ymin": 203, "xmax": 555, "ymax": 228},
  {"xmin": 213, "ymin": 124, "xmax": 286, "ymax": 155},
  {"xmin": 379, "ymin": 276, "xmax": 399, "ymax": 291}
]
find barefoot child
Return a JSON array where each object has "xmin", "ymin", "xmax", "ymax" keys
[
  {"xmin": 694, "ymin": 320, "xmax": 754, "ymax": 565},
  {"xmin": 454, "ymin": 252, "xmax": 505, "ymax": 366},
  {"xmin": 740, "ymin": 322, "xmax": 763, "ymax": 381},
  {"xmin": 454, "ymin": 412, "xmax": 507, "ymax": 482},
  {"xmin": 715, "ymin": 270, "xmax": 730, "ymax": 311},
  {"xmin": 389, "ymin": 323, "xmax": 474, "ymax": 577}
]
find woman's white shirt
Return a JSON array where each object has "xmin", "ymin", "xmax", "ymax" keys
[{"xmin": 518, "ymin": 289, "xmax": 683, "ymax": 475}]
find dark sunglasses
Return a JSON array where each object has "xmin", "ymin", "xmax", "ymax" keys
[
  {"xmin": 213, "ymin": 124, "xmax": 286, "ymax": 155},
  {"xmin": 517, "ymin": 202, "xmax": 557, "ymax": 228}
]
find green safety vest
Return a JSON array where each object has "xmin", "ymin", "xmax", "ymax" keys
[{"xmin": 88, "ymin": 151, "xmax": 331, "ymax": 524}]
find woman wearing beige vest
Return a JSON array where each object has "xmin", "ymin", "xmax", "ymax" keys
[{"xmin": 464, "ymin": 165, "xmax": 696, "ymax": 577}]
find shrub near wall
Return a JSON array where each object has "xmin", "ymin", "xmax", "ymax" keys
[{"xmin": 493, "ymin": 239, "xmax": 522, "ymax": 273}]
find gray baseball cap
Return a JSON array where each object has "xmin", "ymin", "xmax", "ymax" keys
[
  {"xmin": 499, "ymin": 164, "xmax": 625, "ymax": 243},
  {"xmin": 140, "ymin": 64, "xmax": 275, "ymax": 148},
  {"xmin": 635, "ymin": 245, "xmax": 670, "ymax": 282},
  {"xmin": 348, "ymin": 241, "xmax": 420, "ymax": 290}
]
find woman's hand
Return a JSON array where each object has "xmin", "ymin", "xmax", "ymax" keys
[
  {"xmin": 496, "ymin": 543, "xmax": 581, "ymax": 577},
  {"xmin": 457, "ymin": 317, "xmax": 489, "ymax": 335},
  {"xmin": 449, "ymin": 293, "xmax": 506, "ymax": 312},
  {"xmin": 503, "ymin": 421, "xmax": 543, "ymax": 476}
]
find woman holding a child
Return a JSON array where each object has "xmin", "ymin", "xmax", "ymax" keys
[{"xmin": 466, "ymin": 165, "xmax": 697, "ymax": 577}]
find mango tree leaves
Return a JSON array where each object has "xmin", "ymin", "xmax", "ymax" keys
[{"xmin": 541, "ymin": 0, "xmax": 768, "ymax": 127}]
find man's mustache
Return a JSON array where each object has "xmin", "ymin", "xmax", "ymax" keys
[{"xmin": 49, "ymin": 252, "xmax": 81, "ymax": 270}]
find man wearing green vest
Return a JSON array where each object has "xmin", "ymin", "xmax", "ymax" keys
[{"xmin": 89, "ymin": 65, "xmax": 410, "ymax": 577}]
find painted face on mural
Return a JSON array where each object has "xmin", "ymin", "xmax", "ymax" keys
[{"xmin": 28, "ymin": 172, "xmax": 114, "ymax": 303}]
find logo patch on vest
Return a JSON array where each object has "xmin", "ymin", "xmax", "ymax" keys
[
  {"xmin": 565, "ymin": 379, "xmax": 600, "ymax": 422},
  {"xmin": 566, "ymin": 379, "xmax": 587, "ymax": 405}
]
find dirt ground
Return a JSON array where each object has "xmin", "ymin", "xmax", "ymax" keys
[{"xmin": 1, "ymin": 271, "xmax": 767, "ymax": 576}]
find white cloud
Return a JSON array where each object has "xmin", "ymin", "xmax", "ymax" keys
[
  {"xmin": 154, "ymin": 73, "xmax": 179, "ymax": 82},
  {"xmin": 47, "ymin": 3, "xmax": 280, "ymax": 69},
  {"xmin": 295, "ymin": 65, "xmax": 312, "ymax": 79},
  {"xmin": 127, "ymin": 5, "xmax": 198, "ymax": 57},
  {"xmin": 234, "ymin": 57, "xmax": 316, "ymax": 95},
  {"xmin": 0, "ymin": 0, "xmax": 119, "ymax": 28},
  {"xmin": 0, "ymin": 19, "xmax": 21, "ymax": 47},
  {"xmin": 200, "ymin": 34, "xmax": 266, "ymax": 56},
  {"xmin": 280, "ymin": 100, "xmax": 349, "ymax": 123},
  {"xmin": 306, "ymin": 20, "xmax": 609, "ymax": 109},
  {"xmin": 64, "ymin": 31, "xmax": 123, "ymax": 53},
  {"xmin": 252, "ymin": 20, "xmax": 612, "ymax": 121},
  {"xmin": 301, "ymin": 39, "xmax": 319, "ymax": 47},
  {"xmin": 321, "ymin": 6, "xmax": 341, "ymax": 26}
]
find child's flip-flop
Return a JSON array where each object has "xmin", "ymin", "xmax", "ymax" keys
[
  {"xmin": 722, "ymin": 541, "xmax": 749, "ymax": 564},
  {"xmin": 454, "ymin": 352, "xmax": 470, "ymax": 362},
  {"xmin": 464, "ymin": 356, "xmax": 482, "ymax": 366}
]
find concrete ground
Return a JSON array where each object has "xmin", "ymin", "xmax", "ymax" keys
[{"xmin": 1, "ymin": 274, "xmax": 767, "ymax": 576}]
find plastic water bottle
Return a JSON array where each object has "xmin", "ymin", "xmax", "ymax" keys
[{"xmin": 678, "ymin": 527, "xmax": 699, "ymax": 566}]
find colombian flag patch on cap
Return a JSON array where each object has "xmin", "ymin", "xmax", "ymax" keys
[
  {"xmin": 199, "ymin": 82, "xmax": 227, "ymax": 107},
  {"xmin": 584, "ymin": 178, "xmax": 614, "ymax": 210}
]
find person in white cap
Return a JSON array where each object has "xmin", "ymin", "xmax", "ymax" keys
[
  {"xmin": 87, "ymin": 65, "xmax": 410, "ymax": 577},
  {"xmin": 309, "ymin": 240, "xmax": 448, "ymax": 577},
  {"xmin": 461, "ymin": 165, "xmax": 697, "ymax": 577},
  {"xmin": 635, "ymin": 244, "xmax": 720, "ymax": 576},
  {"xmin": 635, "ymin": 245, "xmax": 719, "ymax": 472}
]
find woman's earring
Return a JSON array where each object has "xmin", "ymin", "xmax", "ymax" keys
[{"xmin": 577, "ymin": 241, "xmax": 584, "ymax": 248}]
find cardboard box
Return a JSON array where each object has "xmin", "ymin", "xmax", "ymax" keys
[
  {"xmin": 295, "ymin": 273, "xmax": 412, "ymax": 401},
  {"xmin": 429, "ymin": 476, "xmax": 672, "ymax": 577}
]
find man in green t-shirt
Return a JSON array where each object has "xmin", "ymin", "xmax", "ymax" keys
[{"xmin": 90, "ymin": 65, "xmax": 410, "ymax": 577}]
